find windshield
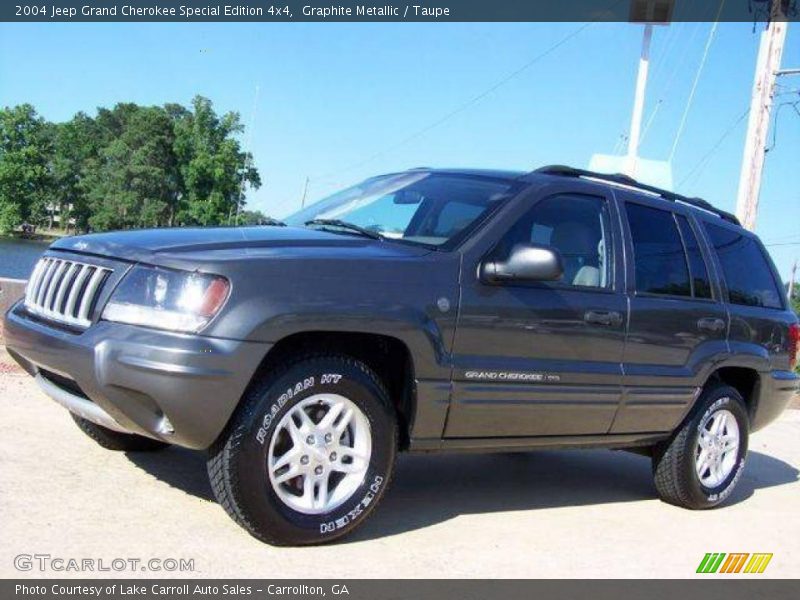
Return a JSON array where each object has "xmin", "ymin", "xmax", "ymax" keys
[{"xmin": 285, "ymin": 173, "xmax": 514, "ymax": 247}]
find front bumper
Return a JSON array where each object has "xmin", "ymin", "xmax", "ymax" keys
[{"xmin": 3, "ymin": 301, "xmax": 271, "ymax": 449}]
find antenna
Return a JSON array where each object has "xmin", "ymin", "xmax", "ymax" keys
[{"xmin": 236, "ymin": 84, "xmax": 260, "ymax": 223}]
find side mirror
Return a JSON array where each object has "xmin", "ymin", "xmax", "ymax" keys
[{"xmin": 481, "ymin": 244, "xmax": 564, "ymax": 284}]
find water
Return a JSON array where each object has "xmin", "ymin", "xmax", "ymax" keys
[{"xmin": 0, "ymin": 238, "xmax": 50, "ymax": 280}]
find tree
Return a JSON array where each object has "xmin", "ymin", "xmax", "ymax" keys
[
  {"xmin": 173, "ymin": 96, "xmax": 261, "ymax": 226},
  {"xmin": 0, "ymin": 97, "xmax": 262, "ymax": 234},
  {"xmin": 49, "ymin": 112, "xmax": 101, "ymax": 231},
  {"xmin": 84, "ymin": 105, "xmax": 179, "ymax": 231},
  {"xmin": 0, "ymin": 104, "xmax": 54, "ymax": 232},
  {"xmin": 236, "ymin": 209, "xmax": 272, "ymax": 226}
]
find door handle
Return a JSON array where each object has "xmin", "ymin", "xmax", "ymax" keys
[
  {"xmin": 584, "ymin": 310, "xmax": 623, "ymax": 327},
  {"xmin": 697, "ymin": 317, "xmax": 726, "ymax": 333}
]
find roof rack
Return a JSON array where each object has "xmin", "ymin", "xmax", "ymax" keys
[{"xmin": 532, "ymin": 165, "xmax": 740, "ymax": 226}]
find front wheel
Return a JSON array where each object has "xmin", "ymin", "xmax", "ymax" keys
[
  {"xmin": 207, "ymin": 354, "xmax": 397, "ymax": 545},
  {"xmin": 652, "ymin": 384, "xmax": 749, "ymax": 509}
]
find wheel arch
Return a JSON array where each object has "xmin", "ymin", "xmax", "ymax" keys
[
  {"xmin": 705, "ymin": 365, "xmax": 761, "ymax": 421},
  {"xmin": 243, "ymin": 330, "xmax": 417, "ymax": 450}
]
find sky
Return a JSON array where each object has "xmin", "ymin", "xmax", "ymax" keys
[{"xmin": 1, "ymin": 21, "xmax": 798, "ymax": 282}]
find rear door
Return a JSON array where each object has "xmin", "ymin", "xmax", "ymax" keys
[
  {"xmin": 612, "ymin": 192, "xmax": 729, "ymax": 434},
  {"xmin": 445, "ymin": 181, "xmax": 627, "ymax": 438}
]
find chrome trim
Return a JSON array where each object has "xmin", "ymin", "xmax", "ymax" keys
[{"xmin": 24, "ymin": 258, "xmax": 112, "ymax": 329}]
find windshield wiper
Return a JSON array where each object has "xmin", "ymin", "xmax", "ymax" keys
[{"xmin": 305, "ymin": 219, "xmax": 384, "ymax": 241}]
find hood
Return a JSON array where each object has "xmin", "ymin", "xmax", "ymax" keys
[{"xmin": 50, "ymin": 226, "xmax": 431, "ymax": 264}]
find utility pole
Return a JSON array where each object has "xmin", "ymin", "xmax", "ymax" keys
[
  {"xmin": 625, "ymin": 23, "xmax": 653, "ymax": 179},
  {"xmin": 789, "ymin": 258, "xmax": 798, "ymax": 302},
  {"xmin": 735, "ymin": 0, "xmax": 788, "ymax": 231}
]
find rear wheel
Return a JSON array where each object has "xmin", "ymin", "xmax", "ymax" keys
[
  {"xmin": 71, "ymin": 414, "xmax": 170, "ymax": 452},
  {"xmin": 652, "ymin": 384, "xmax": 749, "ymax": 509},
  {"xmin": 207, "ymin": 354, "xmax": 397, "ymax": 545}
]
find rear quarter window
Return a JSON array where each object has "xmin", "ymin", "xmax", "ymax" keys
[{"xmin": 704, "ymin": 223, "xmax": 783, "ymax": 309}]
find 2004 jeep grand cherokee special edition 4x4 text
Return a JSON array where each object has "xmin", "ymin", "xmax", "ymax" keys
[{"xmin": 4, "ymin": 166, "xmax": 799, "ymax": 545}]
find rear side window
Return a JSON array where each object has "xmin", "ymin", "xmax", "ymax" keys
[
  {"xmin": 704, "ymin": 223, "xmax": 783, "ymax": 309},
  {"xmin": 675, "ymin": 215, "xmax": 712, "ymax": 299},
  {"xmin": 625, "ymin": 203, "xmax": 691, "ymax": 297}
]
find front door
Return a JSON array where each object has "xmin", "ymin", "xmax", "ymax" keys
[{"xmin": 445, "ymin": 184, "xmax": 627, "ymax": 438}]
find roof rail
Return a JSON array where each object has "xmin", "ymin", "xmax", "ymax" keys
[{"xmin": 533, "ymin": 165, "xmax": 740, "ymax": 225}]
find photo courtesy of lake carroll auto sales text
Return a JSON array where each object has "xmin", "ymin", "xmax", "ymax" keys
[{"xmin": 0, "ymin": 0, "xmax": 798, "ymax": 598}]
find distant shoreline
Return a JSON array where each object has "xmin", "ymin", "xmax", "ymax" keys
[{"xmin": 3, "ymin": 230, "xmax": 64, "ymax": 243}]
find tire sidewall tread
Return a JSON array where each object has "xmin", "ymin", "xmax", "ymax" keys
[
  {"xmin": 207, "ymin": 354, "xmax": 397, "ymax": 546},
  {"xmin": 653, "ymin": 384, "xmax": 749, "ymax": 509}
]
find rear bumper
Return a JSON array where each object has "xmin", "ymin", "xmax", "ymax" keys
[
  {"xmin": 3, "ymin": 301, "xmax": 271, "ymax": 449},
  {"xmin": 752, "ymin": 370, "xmax": 799, "ymax": 432}
]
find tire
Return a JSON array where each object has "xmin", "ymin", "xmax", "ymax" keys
[
  {"xmin": 207, "ymin": 354, "xmax": 397, "ymax": 546},
  {"xmin": 71, "ymin": 414, "xmax": 170, "ymax": 452},
  {"xmin": 652, "ymin": 384, "xmax": 749, "ymax": 509}
]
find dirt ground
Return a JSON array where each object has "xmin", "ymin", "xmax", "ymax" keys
[{"xmin": 0, "ymin": 355, "xmax": 798, "ymax": 579}]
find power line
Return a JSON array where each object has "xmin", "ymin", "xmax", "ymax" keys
[
  {"xmin": 668, "ymin": 0, "xmax": 727, "ymax": 162},
  {"xmin": 310, "ymin": 18, "xmax": 609, "ymax": 184},
  {"xmin": 677, "ymin": 107, "xmax": 750, "ymax": 189},
  {"xmin": 638, "ymin": 22, "xmax": 703, "ymax": 145}
]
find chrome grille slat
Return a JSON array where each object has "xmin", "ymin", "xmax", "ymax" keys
[
  {"xmin": 35, "ymin": 259, "xmax": 57, "ymax": 306},
  {"xmin": 24, "ymin": 257, "xmax": 113, "ymax": 329},
  {"xmin": 64, "ymin": 264, "xmax": 92, "ymax": 323},
  {"xmin": 25, "ymin": 259, "xmax": 47, "ymax": 306},
  {"xmin": 43, "ymin": 260, "xmax": 67, "ymax": 315},
  {"xmin": 52, "ymin": 262, "xmax": 78, "ymax": 316},
  {"xmin": 77, "ymin": 267, "xmax": 106, "ymax": 323}
]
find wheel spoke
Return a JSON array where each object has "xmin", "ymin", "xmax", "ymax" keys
[
  {"xmin": 295, "ymin": 407, "xmax": 317, "ymax": 431},
  {"xmin": 274, "ymin": 466, "xmax": 301, "ymax": 485},
  {"xmin": 334, "ymin": 449, "xmax": 369, "ymax": 474},
  {"xmin": 696, "ymin": 453, "xmax": 711, "ymax": 478},
  {"xmin": 301, "ymin": 475, "xmax": 314, "ymax": 506},
  {"xmin": 315, "ymin": 476, "xmax": 330, "ymax": 509},
  {"xmin": 285, "ymin": 418, "xmax": 304, "ymax": 446},
  {"xmin": 271, "ymin": 449, "xmax": 297, "ymax": 472},
  {"xmin": 334, "ymin": 407, "xmax": 355, "ymax": 435},
  {"xmin": 319, "ymin": 401, "xmax": 345, "ymax": 430},
  {"xmin": 713, "ymin": 457, "xmax": 725, "ymax": 483}
]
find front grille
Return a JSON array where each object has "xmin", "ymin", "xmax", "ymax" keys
[{"xmin": 24, "ymin": 257, "xmax": 112, "ymax": 329}]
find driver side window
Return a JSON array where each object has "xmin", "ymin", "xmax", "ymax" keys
[{"xmin": 496, "ymin": 193, "xmax": 612, "ymax": 289}]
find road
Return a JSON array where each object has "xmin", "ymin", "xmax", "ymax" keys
[{"xmin": 0, "ymin": 364, "xmax": 798, "ymax": 579}]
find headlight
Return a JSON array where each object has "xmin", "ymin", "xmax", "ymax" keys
[{"xmin": 102, "ymin": 265, "xmax": 230, "ymax": 333}]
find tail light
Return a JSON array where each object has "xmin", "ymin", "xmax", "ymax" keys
[{"xmin": 789, "ymin": 323, "xmax": 800, "ymax": 371}]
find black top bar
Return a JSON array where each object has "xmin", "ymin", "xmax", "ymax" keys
[{"xmin": 532, "ymin": 165, "xmax": 741, "ymax": 226}]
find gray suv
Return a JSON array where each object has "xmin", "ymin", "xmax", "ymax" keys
[{"xmin": 4, "ymin": 165, "xmax": 798, "ymax": 545}]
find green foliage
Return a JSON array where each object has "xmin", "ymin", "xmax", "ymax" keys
[
  {"xmin": 236, "ymin": 210, "xmax": 273, "ymax": 226},
  {"xmin": 0, "ymin": 104, "xmax": 54, "ymax": 232},
  {"xmin": 0, "ymin": 96, "xmax": 262, "ymax": 234}
]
